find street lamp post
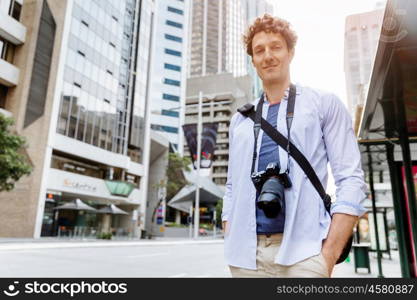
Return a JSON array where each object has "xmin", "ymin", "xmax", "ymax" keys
[
  {"xmin": 166, "ymin": 98, "xmax": 233, "ymax": 239},
  {"xmin": 194, "ymin": 91, "xmax": 203, "ymax": 239}
]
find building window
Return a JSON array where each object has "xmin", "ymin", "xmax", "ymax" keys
[
  {"xmin": 164, "ymin": 63, "xmax": 181, "ymax": 72},
  {"xmin": 163, "ymin": 93, "xmax": 180, "ymax": 102},
  {"xmin": 162, "ymin": 109, "xmax": 179, "ymax": 117},
  {"xmin": 165, "ymin": 34, "xmax": 182, "ymax": 43},
  {"xmin": 167, "ymin": 6, "xmax": 184, "ymax": 15},
  {"xmin": 7, "ymin": 0, "xmax": 22, "ymax": 21},
  {"xmin": 166, "ymin": 20, "xmax": 183, "ymax": 29},
  {"xmin": 0, "ymin": 37, "xmax": 15, "ymax": 63},
  {"xmin": 0, "ymin": 84, "xmax": 8, "ymax": 109},
  {"xmin": 165, "ymin": 48, "xmax": 182, "ymax": 57},
  {"xmin": 164, "ymin": 78, "xmax": 180, "ymax": 87}
]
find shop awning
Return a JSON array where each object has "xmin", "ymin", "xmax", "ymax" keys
[
  {"xmin": 167, "ymin": 166, "xmax": 225, "ymax": 213},
  {"xmin": 96, "ymin": 204, "xmax": 129, "ymax": 215},
  {"xmin": 53, "ymin": 198, "xmax": 97, "ymax": 212}
]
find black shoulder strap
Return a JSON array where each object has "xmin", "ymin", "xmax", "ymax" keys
[{"xmin": 237, "ymin": 92, "xmax": 332, "ymax": 213}]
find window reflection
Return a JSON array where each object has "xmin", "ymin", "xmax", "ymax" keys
[{"xmin": 56, "ymin": 0, "xmax": 144, "ymax": 157}]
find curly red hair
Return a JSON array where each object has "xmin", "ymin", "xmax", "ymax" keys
[{"xmin": 243, "ymin": 14, "xmax": 298, "ymax": 57}]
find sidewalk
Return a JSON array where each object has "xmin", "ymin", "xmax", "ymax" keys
[{"xmin": 332, "ymin": 250, "xmax": 402, "ymax": 278}]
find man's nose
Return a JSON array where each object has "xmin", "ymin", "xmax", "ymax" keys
[{"xmin": 264, "ymin": 48, "xmax": 274, "ymax": 62}]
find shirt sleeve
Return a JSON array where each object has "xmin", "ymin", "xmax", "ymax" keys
[
  {"xmin": 322, "ymin": 93, "xmax": 367, "ymax": 217},
  {"xmin": 221, "ymin": 113, "xmax": 238, "ymax": 222}
]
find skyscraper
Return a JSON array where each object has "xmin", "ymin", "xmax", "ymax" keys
[
  {"xmin": 149, "ymin": 0, "xmax": 190, "ymax": 152},
  {"xmin": 0, "ymin": 0, "xmax": 156, "ymax": 238},
  {"xmin": 344, "ymin": 8, "xmax": 384, "ymax": 120},
  {"xmin": 188, "ymin": 0, "xmax": 248, "ymax": 78}
]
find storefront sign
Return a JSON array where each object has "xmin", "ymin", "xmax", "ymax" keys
[{"xmin": 63, "ymin": 179, "xmax": 97, "ymax": 192}]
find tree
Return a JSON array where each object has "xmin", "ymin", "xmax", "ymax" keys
[
  {"xmin": 148, "ymin": 153, "xmax": 191, "ymax": 236},
  {"xmin": 0, "ymin": 114, "xmax": 32, "ymax": 191},
  {"xmin": 215, "ymin": 198, "xmax": 223, "ymax": 227},
  {"xmin": 165, "ymin": 152, "xmax": 191, "ymax": 200}
]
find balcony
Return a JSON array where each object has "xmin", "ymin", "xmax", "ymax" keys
[
  {"xmin": 212, "ymin": 172, "xmax": 227, "ymax": 178},
  {"xmin": 214, "ymin": 149, "xmax": 228, "ymax": 155},
  {"xmin": 214, "ymin": 115, "xmax": 230, "ymax": 122},
  {"xmin": 212, "ymin": 160, "xmax": 228, "ymax": 167},
  {"xmin": 0, "ymin": 10, "xmax": 26, "ymax": 45},
  {"xmin": 0, "ymin": 108, "xmax": 13, "ymax": 118},
  {"xmin": 0, "ymin": 58, "xmax": 19, "ymax": 86},
  {"xmin": 216, "ymin": 138, "xmax": 228, "ymax": 144}
]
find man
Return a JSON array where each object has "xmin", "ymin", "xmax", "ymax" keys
[{"xmin": 221, "ymin": 14, "xmax": 367, "ymax": 278}]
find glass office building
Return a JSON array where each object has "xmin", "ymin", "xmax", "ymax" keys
[{"xmin": 56, "ymin": 0, "xmax": 144, "ymax": 160}]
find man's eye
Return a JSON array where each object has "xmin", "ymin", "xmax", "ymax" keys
[
  {"xmin": 273, "ymin": 46, "xmax": 282, "ymax": 50},
  {"xmin": 255, "ymin": 49, "xmax": 264, "ymax": 54}
]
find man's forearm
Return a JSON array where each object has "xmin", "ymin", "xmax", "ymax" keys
[{"xmin": 322, "ymin": 213, "xmax": 358, "ymax": 261}]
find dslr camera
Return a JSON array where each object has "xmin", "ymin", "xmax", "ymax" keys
[{"xmin": 251, "ymin": 162, "xmax": 292, "ymax": 218}]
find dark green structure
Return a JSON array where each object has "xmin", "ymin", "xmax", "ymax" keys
[{"xmin": 359, "ymin": 0, "xmax": 417, "ymax": 278}]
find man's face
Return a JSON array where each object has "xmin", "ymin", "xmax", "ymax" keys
[{"xmin": 251, "ymin": 31, "xmax": 294, "ymax": 84}]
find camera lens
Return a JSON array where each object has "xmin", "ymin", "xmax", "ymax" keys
[{"xmin": 256, "ymin": 177, "xmax": 285, "ymax": 218}]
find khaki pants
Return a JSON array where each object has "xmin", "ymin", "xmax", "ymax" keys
[{"xmin": 229, "ymin": 233, "xmax": 329, "ymax": 278}]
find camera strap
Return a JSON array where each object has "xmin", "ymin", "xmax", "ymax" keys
[
  {"xmin": 251, "ymin": 83, "xmax": 296, "ymax": 176},
  {"xmin": 242, "ymin": 84, "xmax": 332, "ymax": 214}
]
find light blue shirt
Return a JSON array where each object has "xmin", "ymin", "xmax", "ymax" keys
[
  {"xmin": 256, "ymin": 102, "xmax": 285, "ymax": 234},
  {"xmin": 221, "ymin": 84, "xmax": 367, "ymax": 269}
]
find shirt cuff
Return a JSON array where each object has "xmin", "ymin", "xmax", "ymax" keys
[
  {"xmin": 221, "ymin": 213, "xmax": 228, "ymax": 222},
  {"xmin": 330, "ymin": 201, "xmax": 367, "ymax": 217}
]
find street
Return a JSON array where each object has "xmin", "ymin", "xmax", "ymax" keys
[
  {"xmin": 0, "ymin": 238, "xmax": 401, "ymax": 278},
  {"xmin": 0, "ymin": 240, "xmax": 229, "ymax": 278}
]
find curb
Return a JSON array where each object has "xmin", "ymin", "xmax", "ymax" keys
[{"xmin": 0, "ymin": 239, "xmax": 224, "ymax": 251}]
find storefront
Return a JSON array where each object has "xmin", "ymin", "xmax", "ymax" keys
[{"xmin": 40, "ymin": 167, "xmax": 142, "ymax": 239}]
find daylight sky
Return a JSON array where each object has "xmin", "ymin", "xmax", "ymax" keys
[{"xmin": 268, "ymin": 0, "xmax": 385, "ymax": 106}]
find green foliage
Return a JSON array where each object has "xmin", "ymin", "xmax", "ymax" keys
[
  {"xmin": 165, "ymin": 152, "xmax": 191, "ymax": 200},
  {"xmin": 215, "ymin": 198, "xmax": 223, "ymax": 226},
  {"xmin": 165, "ymin": 222, "xmax": 188, "ymax": 228},
  {"xmin": 200, "ymin": 223, "xmax": 213, "ymax": 230},
  {"xmin": 96, "ymin": 232, "xmax": 112, "ymax": 240},
  {"xmin": 0, "ymin": 114, "xmax": 32, "ymax": 191}
]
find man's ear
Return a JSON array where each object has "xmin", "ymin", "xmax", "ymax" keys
[{"xmin": 289, "ymin": 48, "xmax": 295, "ymax": 63}]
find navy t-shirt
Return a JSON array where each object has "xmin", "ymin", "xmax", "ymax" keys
[{"xmin": 256, "ymin": 103, "xmax": 285, "ymax": 234}]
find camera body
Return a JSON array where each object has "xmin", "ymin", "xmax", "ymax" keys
[{"xmin": 251, "ymin": 162, "xmax": 292, "ymax": 218}]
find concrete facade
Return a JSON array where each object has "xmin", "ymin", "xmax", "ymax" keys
[
  {"xmin": 0, "ymin": 0, "xmax": 69, "ymax": 237},
  {"xmin": 183, "ymin": 73, "xmax": 252, "ymax": 187}
]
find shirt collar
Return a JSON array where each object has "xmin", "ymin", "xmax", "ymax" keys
[
  {"xmin": 263, "ymin": 87, "xmax": 290, "ymax": 105},
  {"xmin": 252, "ymin": 84, "xmax": 302, "ymax": 107}
]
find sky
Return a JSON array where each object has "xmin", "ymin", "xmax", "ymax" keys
[{"xmin": 269, "ymin": 0, "xmax": 385, "ymax": 106}]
